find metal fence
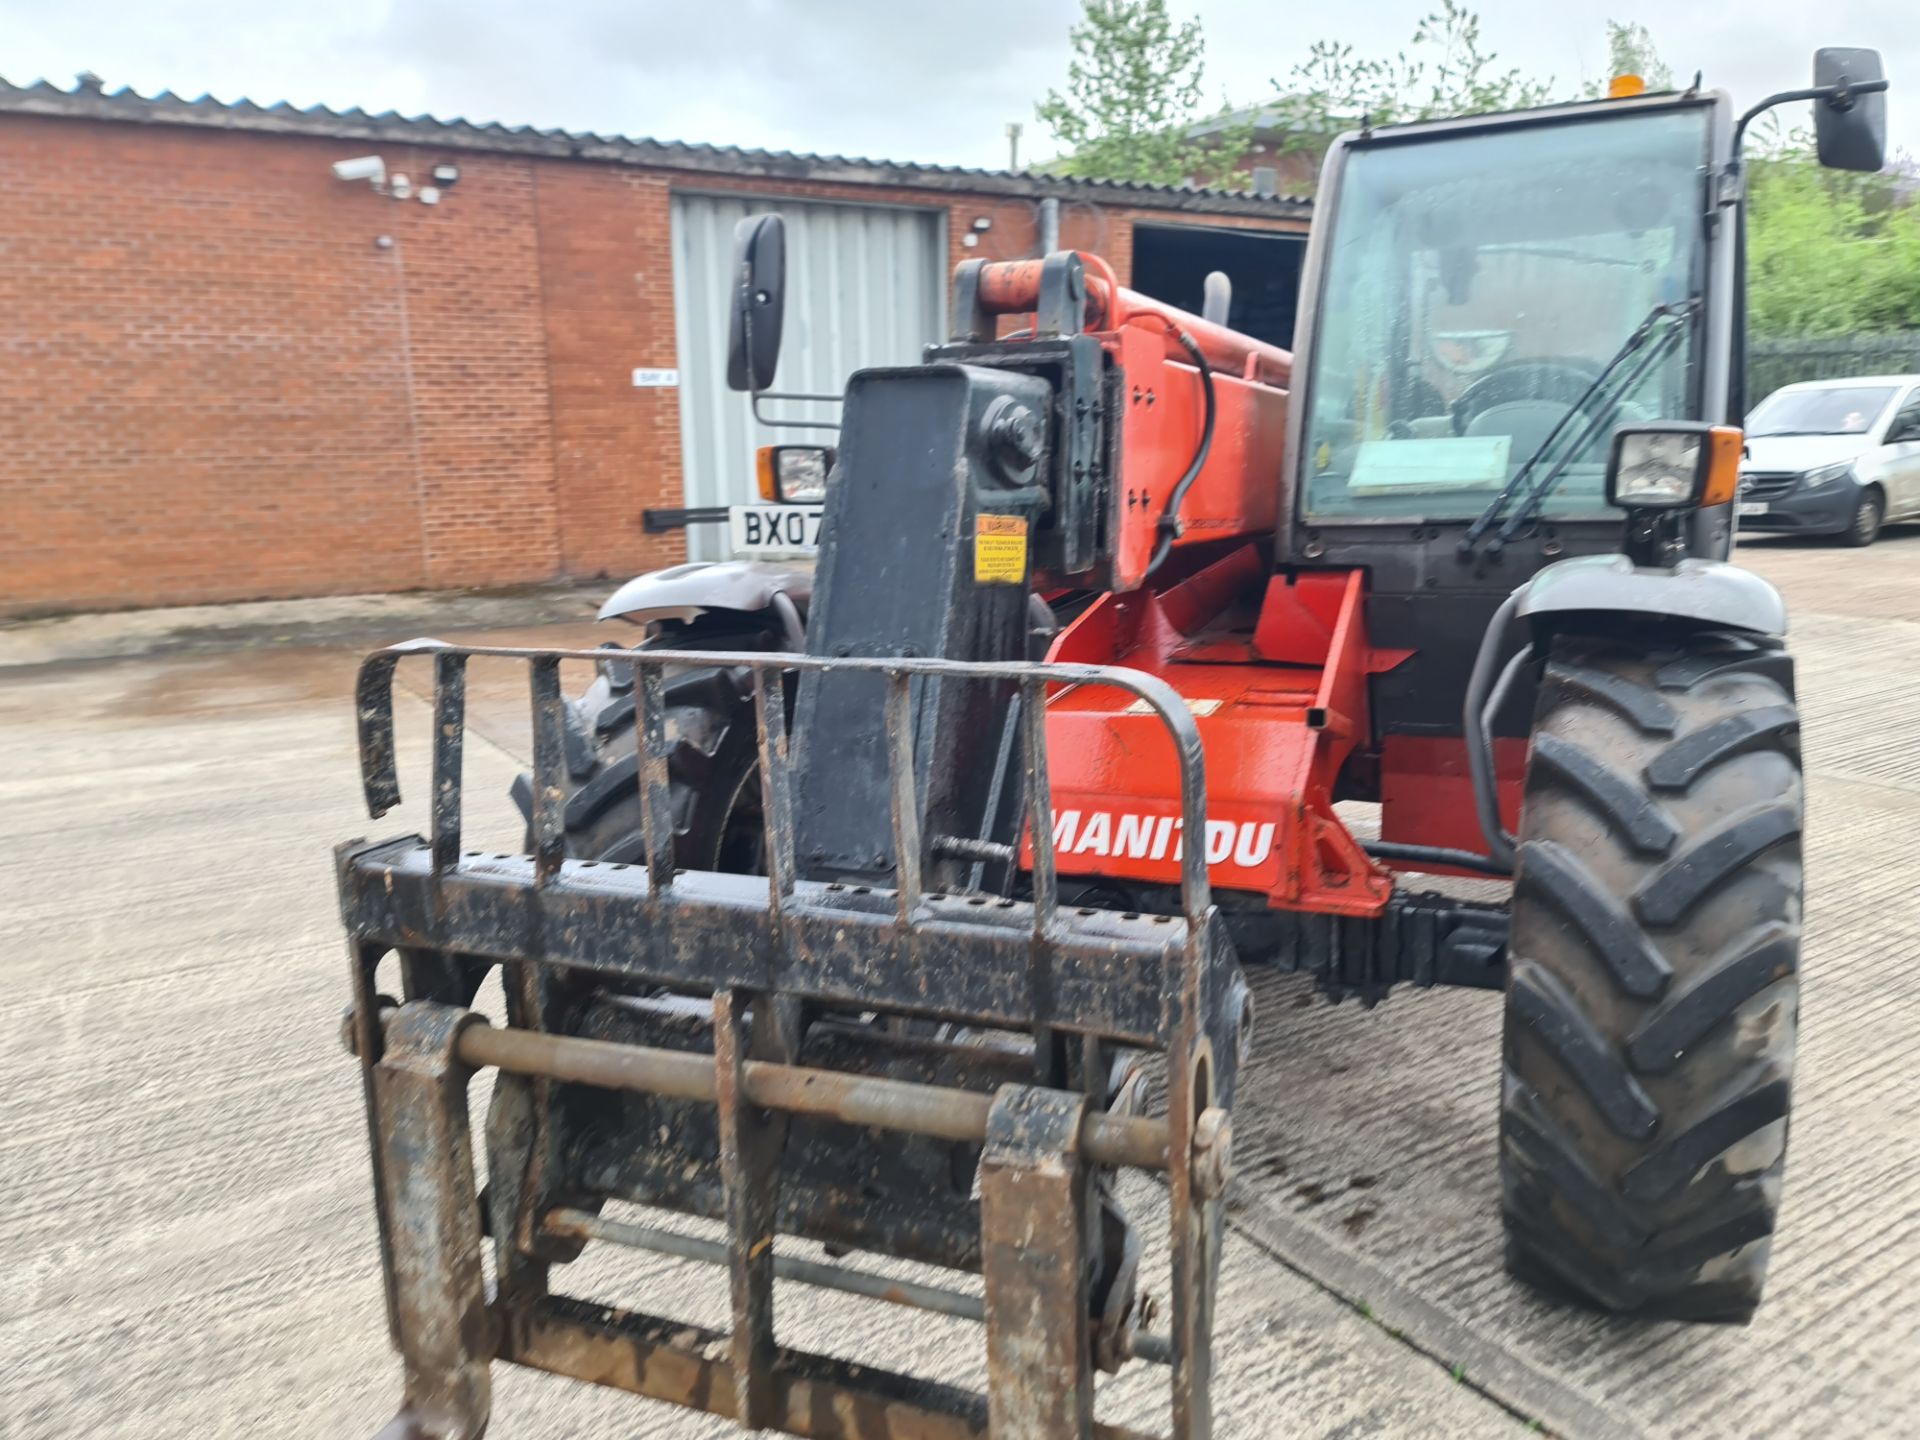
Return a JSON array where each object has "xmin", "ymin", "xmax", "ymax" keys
[{"xmin": 1748, "ymin": 332, "xmax": 1920, "ymax": 403}]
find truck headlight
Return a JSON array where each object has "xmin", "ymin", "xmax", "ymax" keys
[
  {"xmin": 756, "ymin": 445, "xmax": 835, "ymax": 503},
  {"xmin": 1606, "ymin": 423, "xmax": 1743, "ymax": 512},
  {"xmin": 1801, "ymin": 460, "xmax": 1853, "ymax": 489}
]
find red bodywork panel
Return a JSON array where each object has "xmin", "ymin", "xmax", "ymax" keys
[
  {"xmin": 966, "ymin": 254, "xmax": 1292, "ymax": 595},
  {"xmin": 1099, "ymin": 324, "xmax": 1290, "ymax": 591},
  {"xmin": 973, "ymin": 254, "xmax": 1524, "ymax": 912},
  {"xmin": 1379, "ymin": 736, "xmax": 1525, "ymax": 855},
  {"xmin": 1035, "ymin": 547, "xmax": 1414, "ymax": 918}
]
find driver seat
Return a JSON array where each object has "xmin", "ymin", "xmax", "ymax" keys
[{"xmin": 1463, "ymin": 399, "xmax": 1573, "ymax": 459}]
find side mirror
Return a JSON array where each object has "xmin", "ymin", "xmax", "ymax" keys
[
  {"xmin": 1813, "ymin": 47, "xmax": 1888, "ymax": 173},
  {"xmin": 726, "ymin": 213, "xmax": 786, "ymax": 393}
]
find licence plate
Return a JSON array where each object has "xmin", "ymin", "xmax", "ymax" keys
[
  {"xmin": 1737, "ymin": 501, "xmax": 1770, "ymax": 517},
  {"xmin": 729, "ymin": 504, "xmax": 822, "ymax": 554}
]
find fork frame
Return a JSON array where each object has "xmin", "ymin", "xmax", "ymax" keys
[{"xmin": 340, "ymin": 642, "xmax": 1248, "ymax": 1439}]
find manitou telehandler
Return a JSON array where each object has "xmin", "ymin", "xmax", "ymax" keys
[{"xmin": 338, "ymin": 50, "xmax": 1886, "ymax": 1440}]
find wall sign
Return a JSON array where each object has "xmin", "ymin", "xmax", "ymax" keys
[{"xmin": 631, "ymin": 368, "xmax": 680, "ymax": 388}]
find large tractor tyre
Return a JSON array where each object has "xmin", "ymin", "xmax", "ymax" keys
[
  {"xmin": 1500, "ymin": 629, "xmax": 1802, "ymax": 1323},
  {"xmin": 510, "ymin": 632, "xmax": 771, "ymax": 872}
]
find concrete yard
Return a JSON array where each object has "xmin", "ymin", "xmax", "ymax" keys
[{"xmin": 2, "ymin": 530, "xmax": 1915, "ymax": 1438}]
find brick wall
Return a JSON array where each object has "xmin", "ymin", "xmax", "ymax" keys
[
  {"xmin": 0, "ymin": 115, "xmax": 1305, "ymax": 617},
  {"xmin": 532, "ymin": 164, "xmax": 685, "ymax": 581}
]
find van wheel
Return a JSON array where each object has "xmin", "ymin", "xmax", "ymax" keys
[
  {"xmin": 1500, "ymin": 629, "xmax": 1801, "ymax": 1322},
  {"xmin": 1840, "ymin": 488, "xmax": 1882, "ymax": 547}
]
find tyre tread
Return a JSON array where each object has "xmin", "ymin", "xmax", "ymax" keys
[
  {"xmin": 511, "ymin": 636, "xmax": 770, "ymax": 871},
  {"xmin": 1632, "ymin": 802, "xmax": 1800, "ymax": 927},
  {"xmin": 1530, "ymin": 731, "xmax": 1680, "ymax": 854},
  {"xmin": 1508, "ymin": 959, "xmax": 1660, "ymax": 1140},
  {"xmin": 1626, "ymin": 923, "xmax": 1796, "ymax": 1074},
  {"xmin": 1516, "ymin": 839, "xmax": 1672, "ymax": 998},
  {"xmin": 1501, "ymin": 632, "xmax": 1801, "ymax": 1324}
]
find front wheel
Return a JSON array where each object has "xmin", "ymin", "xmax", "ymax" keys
[
  {"xmin": 1500, "ymin": 629, "xmax": 1802, "ymax": 1322},
  {"xmin": 1839, "ymin": 488, "xmax": 1883, "ymax": 547},
  {"xmin": 509, "ymin": 629, "xmax": 771, "ymax": 871}
]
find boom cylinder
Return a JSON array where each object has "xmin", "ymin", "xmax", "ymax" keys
[{"xmin": 968, "ymin": 252, "xmax": 1292, "ymax": 387}]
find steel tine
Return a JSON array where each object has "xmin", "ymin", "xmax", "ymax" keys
[
  {"xmin": 1163, "ymin": 691, "xmax": 1211, "ymax": 926},
  {"xmin": 633, "ymin": 661, "xmax": 676, "ymax": 894},
  {"xmin": 430, "ymin": 651, "xmax": 468, "ymax": 876},
  {"xmin": 713, "ymin": 990, "xmax": 780, "ymax": 1427},
  {"xmin": 355, "ymin": 651, "xmax": 406, "ymax": 818},
  {"xmin": 528, "ymin": 657, "xmax": 567, "ymax": 885},
  {"xmin": 752, "ymin": 667, "xmax": 797, "ymax": 906},
  {"xmin": 1022, "ymin": 675, "xmax": 1057, "ymax": 937},
  {"xmin": 884, "ymin": 670, "xmax": 921, "ymax": 926},
  {"xmin": 1165, "ymin": 1036, "xmax": 1217, "ymax": 1440}
]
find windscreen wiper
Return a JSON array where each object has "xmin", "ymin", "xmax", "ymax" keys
[{"xmin": 1458, "ymin": 298, "xmax": 1699, "ymax": 557}]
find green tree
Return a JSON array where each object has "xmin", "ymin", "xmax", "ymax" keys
[
  {"xmin": 1265, "ymin": 7, "xmax": 1920, "ymax": 335},
  {"xmin": 1035, "ymin": 2, "xmax": 1920, "ymax": 336},
  {"xmin": 1746, "ymin": 138, "xmax": 1920, "ymax": 335},
  {"xmin": 1583, "ymin": 20, "xmax": 1674, "ymax": 96},
  {"xmin": 1269, "ymin": 1, "xmax": 1553, "ymax": 182},
  {"xmin": 1035, "ymin": 0, "xmax": 1251, "ymax": 189}
]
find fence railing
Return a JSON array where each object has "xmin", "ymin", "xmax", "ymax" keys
[{"xmin": 1748, "ymin": 332, "xmax": 1920, "ymax": 401}]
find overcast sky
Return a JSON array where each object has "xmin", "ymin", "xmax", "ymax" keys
[{"xmin": 1, "ymin": 1, "xmax": 1909, "ymax": 168}]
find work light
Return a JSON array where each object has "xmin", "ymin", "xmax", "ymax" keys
[
  {"xmin": 776, "ymin": 447, "xmax": 831, "ymax": 502},
  {"xmin": 1605, "ymin": 423, "xmax": 1743, "ymax": 512},
  {"xmin": 755, "ymin": 444, "xmax": 835, "ymax": 503}
]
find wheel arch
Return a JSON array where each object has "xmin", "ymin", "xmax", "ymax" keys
[
  {"xmin": 597, "ymin": 558, "xmax": 811, "ymax": 647},
  {"xmin": 1512, "ymin": 553, "xmax": 1786, "ymax": 640}
]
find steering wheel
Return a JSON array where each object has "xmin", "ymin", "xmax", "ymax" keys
[{"xmin": 1452, "ymin": 359, "xmax": 1601, "ymax": 436}]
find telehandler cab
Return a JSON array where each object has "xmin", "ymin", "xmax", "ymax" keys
[{"xmin": 338, "ymin": 50, "xmax": 1887, "ymax": 1440}]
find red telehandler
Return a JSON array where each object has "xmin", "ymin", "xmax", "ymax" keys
[{"xmin": 338, "ymin": 50, "xmax": 1886, "ymax": 1439}]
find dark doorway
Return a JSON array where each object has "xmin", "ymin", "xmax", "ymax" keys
[{"xmin": 1130, "ymin": 223, "xmax": 1306, "ymax": 350}]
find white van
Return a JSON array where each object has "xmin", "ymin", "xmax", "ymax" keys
[{"xmin": 1740, "ymin": 374, "xmax": 1920, "ymax": 545}]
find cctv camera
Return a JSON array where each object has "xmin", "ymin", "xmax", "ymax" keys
[{"xmin": 332, "ymin": 156, "xmax": 387, "ymax": 186}]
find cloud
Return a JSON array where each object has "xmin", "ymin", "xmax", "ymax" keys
[
  {"xmin": 373, "ymin": 0, "xmax": 1075, "ymax": 161},
  {"xmin": 0, "ymin": 0, "xmax": 1912, "ymax": 167}
]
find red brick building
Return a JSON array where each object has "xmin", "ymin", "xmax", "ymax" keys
[{"xmin": 0, "ymin": 79, "xmax": 1310, "ymax": 618}]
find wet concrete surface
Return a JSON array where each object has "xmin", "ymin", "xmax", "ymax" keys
[
  {"xmin": 0, "ymin": 623, "xmax": 1510, "ymax": 1438},
  {"xmin": 2, "ymin": 529, "xmax": 1915, "ymax": 1437}
]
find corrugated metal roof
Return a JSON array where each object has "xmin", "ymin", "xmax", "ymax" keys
[{"xmin": 0, "ymin": 74, "xmax": 1311, "ymax": 218}]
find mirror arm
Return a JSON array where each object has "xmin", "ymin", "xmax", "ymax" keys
[
  {"xmin": 739, "ymin": 260, "xmax": 840, "ymax": 431},
  {"xmin": 750, "ymin": 390, "xmax": 842, "ymax": 433},
  {"xmin": 1728, "ymin": 77, "xmax": 1891, "ymax": 177}
]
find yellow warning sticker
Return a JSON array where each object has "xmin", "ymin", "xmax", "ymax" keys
[{"xmin": 973, "ymin": 513, "xmax": 1029, "ymax": 585}]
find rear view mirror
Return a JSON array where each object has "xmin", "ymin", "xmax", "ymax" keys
[
  {"xmin": 1813, "ymin": 47, "xmax": 1887, "ymax": 173},
  {"xmin": 726, "ymin": 213, "xmax": 786, "ymax": 393}
]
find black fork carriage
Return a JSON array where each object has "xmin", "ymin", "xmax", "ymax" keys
[{"xmin": 337, "ymin": 640, "xmax": 1251, "ymax": 1440}]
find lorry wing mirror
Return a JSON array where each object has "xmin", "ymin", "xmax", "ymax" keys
[
  {"xmin": 1813, "ymin": 47, "xmax": 1888, "ymax": 173},
  {"xmin": 726, "ymin": 213, "xmax": 786, "ymax": 393}
]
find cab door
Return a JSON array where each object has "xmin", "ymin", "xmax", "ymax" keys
[{"xmin": 1877, "ymin": 389, "xmax": 1920, "ymax": 520}]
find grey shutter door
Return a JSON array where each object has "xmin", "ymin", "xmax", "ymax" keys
[{"xmin": 670, "ymin": 194, "xmax": 946, "ymax": 559}]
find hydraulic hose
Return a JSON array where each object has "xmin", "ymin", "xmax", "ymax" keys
[
  {"xmin": 1138, "ymin": 319, "xmax": 1217, "ymax": 579},
  {"xmin": 1463, "ymin": 593, "xmax": 1524, "ymax": 870},
  {"xmin": 1362, "ymin": 840, "xmax": 1511, "ymax": 878}
]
